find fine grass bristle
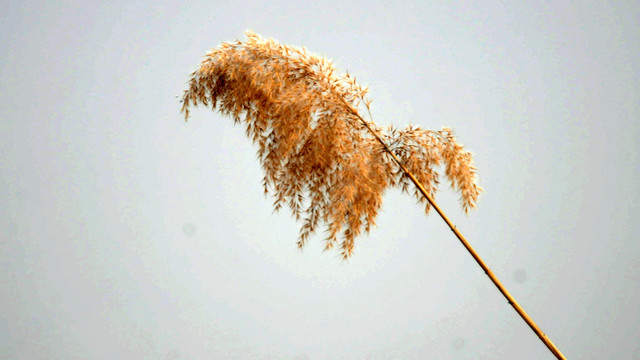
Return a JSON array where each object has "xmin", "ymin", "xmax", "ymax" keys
[{"xmin": 181, "ymin": 30, "xmax": 482, "ymax": 259}]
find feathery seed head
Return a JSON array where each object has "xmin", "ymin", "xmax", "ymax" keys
[{"xmin": 181, "ymin": 31, "xmax": 481, "ymax": 259}]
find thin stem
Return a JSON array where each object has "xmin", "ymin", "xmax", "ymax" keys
[{"xmin": 341, "ymin": 98, "xmax": 567, "ymax": 360}]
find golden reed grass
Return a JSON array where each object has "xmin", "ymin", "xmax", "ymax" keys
[
  {"xmin": 181, "ymin": 30, "xmax": 481, "ymax": 259},
  {"xmin": 181, "ymin": 31, "xmax": 566, "ymax": 359}
]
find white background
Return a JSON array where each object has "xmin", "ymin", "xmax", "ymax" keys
[{"xmin": 1, "ymin": 1, "xmax": 638, "ymax": 359}]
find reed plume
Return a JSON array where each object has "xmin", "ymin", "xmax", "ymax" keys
[
  {"xmin": 180, "ymin": 31, "xmax": 568, "ymax": 359},
  {"xmin": 181, "ymin": 30, "xmax": 481, "ymax": 259}
]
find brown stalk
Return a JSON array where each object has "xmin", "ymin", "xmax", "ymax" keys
[
  {"xmin": 181, "ymin": 31, "xmax": 566, "ymax": 359},
  {"xmin": 339, "ymin": 97, "xmax": 567, "ymax": 360}
]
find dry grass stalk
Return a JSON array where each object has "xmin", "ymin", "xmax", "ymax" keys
[
  {"xmin": 180, "ymin": 31, "xmax": 567, "ymax": 360},
  {"xmin": 181, "ymin": 30, "xmax": 481, "ymax": 259}
]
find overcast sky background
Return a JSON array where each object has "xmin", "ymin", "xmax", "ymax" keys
[{"xmin": 1, "ymin": 1, "xmax": 639, "ymax": 359}]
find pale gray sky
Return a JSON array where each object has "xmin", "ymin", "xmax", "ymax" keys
[{"xmin": 1, "ymin": 1, "xmax": 638, "ymax": 359}]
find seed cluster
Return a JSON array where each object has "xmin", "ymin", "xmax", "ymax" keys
[{"xmin": 181, "ymin": 31, "xmax": 481, "ymax": 259}]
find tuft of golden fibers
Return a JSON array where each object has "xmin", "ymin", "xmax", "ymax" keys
[{"xmin": 181, "ymin": 30, "xmax": 481, "ymax": 260}]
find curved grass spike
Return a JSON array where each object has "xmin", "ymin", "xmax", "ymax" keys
[{"xmin": 181, "ymin": 31, "xmax": 566, "ymax": 359}]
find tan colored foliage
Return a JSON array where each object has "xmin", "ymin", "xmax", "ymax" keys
[{"xmin": 181, "ymin": 31, "xmax": 481, "ymax": 259}]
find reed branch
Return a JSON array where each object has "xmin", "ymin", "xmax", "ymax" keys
[{"xmin": 180, "ymin": 31, "xmax": 566, "ymax": 359}]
